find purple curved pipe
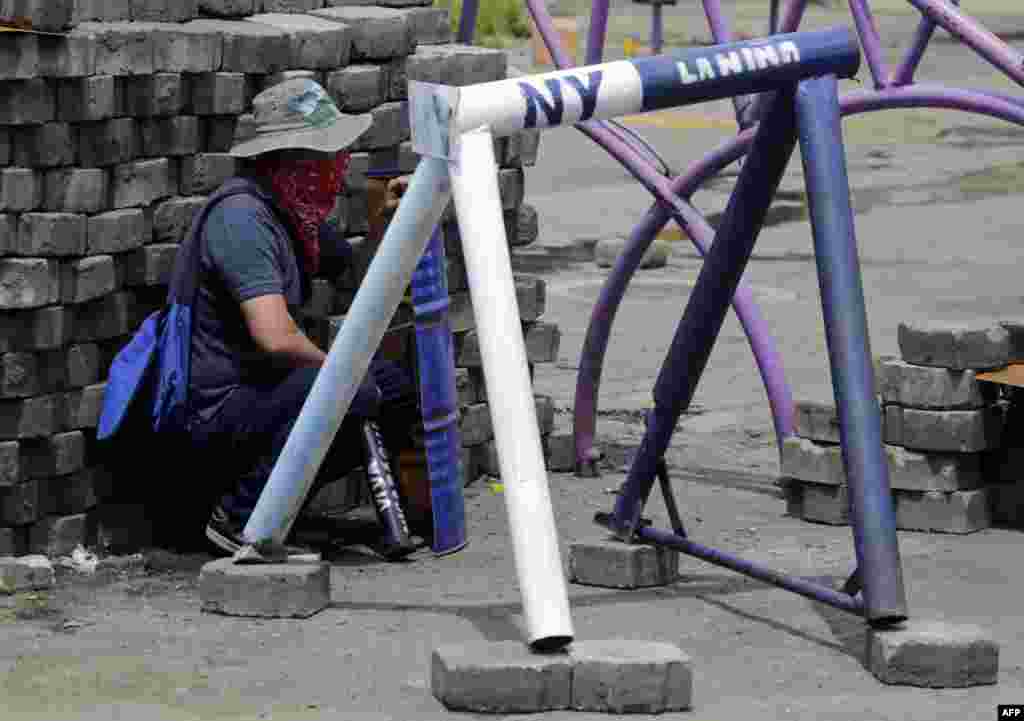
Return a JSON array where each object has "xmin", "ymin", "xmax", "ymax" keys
[
  {"xmin": 457, "ymin": 0, "xmax": 479, "ymax": 44},
  {"xmin": 585, "ymin": 0, "xmax": 610, "ymax": 65},
  {"xmin": 573, "ymin": 82, "xmax": 1024, "ymax": 469},
  {"xmin": 523, "ymin": 0, "xmax": 796, "ymax": 468}
]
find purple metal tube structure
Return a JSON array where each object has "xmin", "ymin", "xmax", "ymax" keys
[
  {"xmin": 848, "ymin": 0, "xmax": 888, "ymax": 89},
  {"xmin": 795, "ymin": 74, "xmax": 906, "ymax": 623},
  {"xmin": 610, "ymin": 86, "xmax": 799, "ymax": 536},
  {"xmin": 456, "ymin": 0, "xmax": 479, "ymax": 44},
  {"xmin": 585, "ymin": 0, "xmax": 610, "ymax": 64}
]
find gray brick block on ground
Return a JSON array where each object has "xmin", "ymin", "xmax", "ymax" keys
[
  {"xmin": 44, "ymin": 168, "xmax": 109, "ymax": 214},
  {"xmin": 1, "ymin": 479, "xmax": 39, "ymax": 524},
  {"xmin": 186, "ymin": 20, "xmax": 290, "ymax": 74},
  {"xmin": 247, "ymin": 13, "xmax": 353, "ymax": 69},
  {"xmin": 78, "ymin": 118, "xmax": 139, "ymax": 168},
  {"xmin": 0, "ymin": 555, "xmax": 54, "ymax": 594},
  {"xmin": 353, "ymin": 100, "xmax": 408, "ymax": 150},
  {"xmin": 73, "ymin": 292, "xmax": 137, "ymax": 342},
  {"xmin": 312, "ymin": 6, "xmax": 414, "ymax": 60},
  {"xmin": 16, "ymin": 213, "xmax": 88, "ymax": 257},
  {"xmin": 0, "ymin": 79, "xmax": 55, "ymax": 126},
  {"xmin": 515, "ymin": 275, "xmax": 547, "ymax": 323},
  {"xmin": 118, "ymin": 244, "xmax": 178, "ymax": 287},
  {"xmin": 898, "ymin": 320, "xmax": 1010, "ymax": 370},
  {"xmin": 878, "ymin": 357, "xmax": 993, "ymax": 410},
  {"xmin": 112, "ymin": 159, "xmax": 175, "ymax": 209},
  {"xmin": 889, "ymin": 405, "xmax": 1003, "ymax": 453},
  {"xmin": 571, "ymin": 640, "xmax": 692, "ymax": 713},
  {"xmin": 0, "ymin": 395, "xmax": 62, "ymax": 440},
  {"xmin": 793, "ymin": 399, "xmax": 843, "ymax": 443},
  {"xmin": 12, "ymin": 123, "xmax": 76, "ymax": 169},
  {"xmin": 153, "ymin": 196, "xmax": 204, "ymax": 243},
  {"xmin": 30, "ymin": 512, "xmax": 92, "ymax": 556},
  {"xmin": 510, "ymin": 203, "xmax": 539, "ymax": 247},
  {"xmin": 0, "ymin": 258, "xmax": 59, "ymax": 310},
  {"xmin": 405, "ymin": 6, "xmax": 451, "ymax": 45},
  {"xmin": 504, "ymin": 130, "xmax": 541, "ymax": 168},
  {"xmin": 545, "ymin": 432, "xmax": 576, "ymax": 472},
  {"xmin": 0, "ymin": 32, "xmax": 94, "ymax": 79},
  {"xmin": 0, "ymin": 351, "xmax": 64, "ymax": 399},
  {"xmin": 73, "ymin": 23, "xmax": 154, "ymax": 76},
  {"xmin": 792, "ymin": 481, "xmax": 850, "ymax": 525},
  {"xmin": 780, "ymin": 435, "xmax": 985, "ymax": 492},
  {"xmin": 187, "ymin": 73, "xmax": 248, "ymax": 116},
  {"xmin": 150, "ymin": 22, "xmax": 224, "ymax": 74},
  {"xmin": 130, "ymin": 0, "xmax": 198, "ymax": 22},
  {"xmin": 60, "ymin": 256, "xmax": 117, "ymax": 304},
  {"xmin": 0, "ymin": 0, "xmax": 73, "ymax": 32},
  {"xmin": 0, "ymin": 527, "xmax": 26, "ymax": 556},
  {"xmin": 595, "ymin": 237, "xmax": 670, "ymax": 270},
  {"xmin": 405, "ymin": 43, "xmax": 507, "ymax": 86},
  {"xmin": 122, "ymin": 73, "xmax": 186, "ymax": 117},
  {"xmin": 205, "ymin": 117, "xmax": 239, "ymax": 153},
  {"xmin": 57, "ymin": 76, "xmax": 121, "ymax": 122},
  {"xmin": 259, "ymin": 0, "xmax": 323, "ymax": 11},
  {"xmin": 569, "ymin": 538, "xmax": 679, "ymax": 588},
  {"xmin": 62, "ymin": 384, "xmax": 106, "ymax": 430},
  {"xmin": 139, "ymin": 116, "xmax": 203, "ymax": 158},
  {"xmin": 199, "ymin": 558, "xmax": 330, "ymax": 618},
  {"xmin": 883, "ymin": 404, "xmax": 904, "ymax": 447},
  {"xmin": 326, "ymin": 65, "xmax": 386, "ymax": 113},
  {"xmin": 431, "ymin": 641, "xmax": 572, "ymax": 713},
  {"xmin": 88, "ymin": 209, "xmax": 150, "ymax": 254},
  {"xmin": 39, "ymin": 467, "xmax": 103, "ymax": 515},
  {"xmin": 0, "ymin": 169, "xmax": 43, "ymax": 212},
  {"xmin": 180, "ymin": 154, "xmax": 239, "ymax": 196},
  {"xmin": 498, "ymin": 168, "xmax": 524, "ymax": 211},
  {"xmin": 999, "ymin": 318, "xmax": 1024, "ymax": 363},
  {"xmin": 867, "ymin": 620, "xmax": 997, "ymax": 687},
  {"xmin": 64, "ymin": 345, "xmax": 102, "ymax": 388},
  {"xmin": 454, "ymin": 367, "xmax": 475, "ymax": 407},
  {"xmin": 386, "ymin": 56, "xmax": 407, "ymax": 100},
  {"xmin": 894, "ymin": 488, "xmax": 990, "ymax": 534},
  {"xmin": 0, "ymin": 440, "xmax": 18, "ymax": 487},
  {"xmin": 0, "ymin": 214, "xmax": 12, "ymax": 255},
  {"xmin": 458, "ymin": 402, "xmax": 492, "ymax": 447},
  {"xmin": 197, "ymin": 0, "xmax": 255, "ymax": 16}
]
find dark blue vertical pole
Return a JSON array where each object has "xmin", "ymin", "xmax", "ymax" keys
[
  {"xmin": 794, "ymin": 75, "xmax": 907, "ymax": 625},
  {"xmin": 611, "ymin": 86, "xmax": 799, "ymax": 537}
]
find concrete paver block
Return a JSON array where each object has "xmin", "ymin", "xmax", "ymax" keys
[
  {"xmin": 44, "ymin": 168, "xmax": 109, "ymax": 214},
  {"xmin": 87, "ymin": 209, "xmax": 150, "ymax": 254},
  {"xmin": 152, "ymin": 196, "xmax": 204, "ymax": 243},
  {"xmin": 123, "ymin": 73, "xmax": 186, "ymax": 117},
  {"xmin": 432, "ymin": 641, "xmax": 572, "ymax": 713},
  {"xmin": 61, "ymin": 384, "xmax": 106, "ymax": 431},
  {"xmin": 793, "ymin": 399, "xmax": 843, "ymax": 443},
  {"xmin": 0, "ymin": 79, "xmax": 55, "ymax": 126},
  {"xmin": 139, "ymin": 116, "xmax": 203, "ymax": 158},
  {"xmin": 571, "ymin": 640, "xmax": 692, "ymax": 713},
  {"xmin": 199, "ymin": 557, "xmax": 330, "ymax": 618},
  {"xmin": 867, "ymin": 620, "xmax": 998, "ymax": 687},
  {"xmin": 112, "ymin": 159, "xmax": 175, "ymax": 209},
  {"xmin": 31, "ymin": 512, "xmax": 91, "ymax": 556},
  {"xmin": 0, "ymin": 441, "xmax": 18, "ymax": 487},
  {"xmin": 569, "ymin": 538, "xmax": 679, "ymax": 588},
  {"xmin": 186, "ymin": 19, "xmax": 290, "ymax": 74},
  {"xmin": 60, "ymin": 255, "xmax": 117, "ymax": 304},
  {"xmin": 894, "ymin": 488, "xmax": 991, "ymax": 534},
  {"xmin": 311, "ymin": 6, "xmax": 413, "ymax": 60},
  {"xmin": 892, "ymin": 405, "xmax": 1003, "ymax": 453},
  {"xmin": 405, "ymin": 6, "xmax": 451, "ymax": 45},
  {"xmin": 801, "ymin": 481, "xmax": 850, "ymax": 525},
  {"xmin": 326, "ymin": 64, "xmax": 386, "ymax": 113},
  {"xmin": 57, "ymin": 76, "xmax": 121, "ymax": 122},
  {"xmin": 510, "ymin": 202, "xmax": 540, "ymax": 247},
  {"xmin": 78, "ymin": 118, "xmax": 139, "ymax": 168},
  {"xmin": 0, "ymin": 259, "xmax": 59, "ymax": 310},
  {"xmin": 0, "ymin": 555, "xmax": 53, "ymax": 594},
  {"xmin": 595, "ymin": 237, "xmax": 670, "ymax": 270},
  {"xmin": 0, "ymin": 307, "xmax": 70, "ymax": 354},
  {"xmin": 0, "ymin": 394, "xmax": 62, "ymax": 440},
  {"xmin": 0, "ymin": 169, "xmax": 43, "ymax": 213},
  {"xmin": 12, "ymin": 123, "xmax": 76, "ymax": 169},
  {"xmin": 247, "ymin": 13, "xmax": 352, "ymax": 69},
  {"xmin": 545, "ymin": 432, "xmax": 576, "ymax": 472},
  {"xmin": 898, "ymin": 320, "xmax": 1010, "ymax": 370},
  {"xmin": 878, "ymin": 357, "xmax": 993, "ymax": 409},
  {"xmin": 16, "ymin": 213, "xmax": 88, "ymax": 257},
  {"xmin": 74, "ymin": 23, "xmax": 154, "ymax": 77}
]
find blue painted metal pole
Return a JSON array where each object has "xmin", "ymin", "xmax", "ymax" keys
[
  {"xmin": 456, "ymin": 0, "xmax": 479, "ymax": 44},
  {"xmin": 794, "ymin": 75, "xmax": 908, "ymax": 625},
  {"xmin": 611, "ymin": 86, "xmax": 800, "ymax": 537},
  {"xmin": 650, "ymin": 3, "xmax": 664, "ymax": 55},
  {"xmin": 411, "ymin": 226, "xmax": 468, "ymax": 556}
]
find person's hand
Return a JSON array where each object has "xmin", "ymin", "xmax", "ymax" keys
[{"xmin": 382, "ymin": 175, "xmax": 410, "ymax": 218}]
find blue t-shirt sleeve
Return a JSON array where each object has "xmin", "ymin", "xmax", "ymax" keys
[{"xmin": 204, "ymin": 201, "xmax": 285, "ymax": 303}]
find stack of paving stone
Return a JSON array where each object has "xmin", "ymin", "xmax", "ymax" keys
[
  {"xmin": 780, "ymin": 320, "xmax": 1015, "ymax": 534},
  {"xmin": 0, "ymin": 1, "xmax": 557, "ymax": 559}
]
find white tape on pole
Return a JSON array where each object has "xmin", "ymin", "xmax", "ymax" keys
[{"xmin": 450, "ymin": 126, "xmax": 574, "ymax": 650}]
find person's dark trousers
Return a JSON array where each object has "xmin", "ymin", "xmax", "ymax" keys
[{"xmin": 192, "ymin": 358, "xmax": 418, "ymax": 526}]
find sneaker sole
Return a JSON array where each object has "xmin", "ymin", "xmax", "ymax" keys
[{"xmin": 206, "ymin": 524, "xmax": 242, "ymax": 555}]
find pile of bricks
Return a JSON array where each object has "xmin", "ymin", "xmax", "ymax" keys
[
  {"xmin": 780, "ymin": 320, "xmax": 1020, "ymax": 534},
  {"xmin": 0, "ymin": 1, "xmax": 557, "ymax": 559}
]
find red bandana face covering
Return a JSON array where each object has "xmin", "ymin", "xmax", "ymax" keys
[{"xmin": 252, "ymin": 152, "xmax": 350, "ymax": 276}]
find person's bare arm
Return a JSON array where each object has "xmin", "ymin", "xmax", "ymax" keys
[{"xmin": 240, "ymin": 294, "xmax": 326, "ymax": 368}]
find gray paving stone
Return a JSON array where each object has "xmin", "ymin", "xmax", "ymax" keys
[
  {"xmin": 867, "ymin": 620, "xmax": 998, "ymax": 687},
  {"xmin": 40, "ymin": 466, "xmax": 105, "ymax": 515},
  {"xmin": 111, "ymin": 159, "xmax": 175, "ymax": 209},
  {"xmin": 122, "ymin": 73, "xmax": 185, "ymax": 117},
  {"xmin": 130, "ymin": 0, "xmax": 198, "ymax": 22},
  {"xmin": 73, "ymin": 23, "xmax": 154, "ymax": 76},
  {"xmin": 545, "ymin": 431, "xmax": 576, "ymax": 472},
  {"xmin": 247, "ymin": 13, "xmax": 352, "ymax": 69},
  {"xmin": 793, "ymin": 399, "xmax": 843, "ymax": 443},
  {"xmin": 569, "ymin": 538, "xmax": 679, "ymax": 588},
  {"xmin": 782, "ymin": 435, "xmax": 985, "ymax": 492},
  {"xmin": 186, "ymin": 19, "xmax": 290, "ymax": 73},
  {"xmin": 0, "ymin": 351, "xmax": 64, "ymax": 399},
  {"xmin": 878, "ymin": 357, "xmax": 993, "ymax": 409},
  {"xmin": 87, "ymin": 209, "xmax": 150, "ymax": 254},
  {"xmin": 458, "ymin": 402, "xmax": 492, "ymax": 446},
  {"xmin": 595, "ymin": 237, "xmax": 669, "ymax": 270},
  {"xmin": 0, "ymin": 395, "xmax": 62, "ymax": 440},
  {"xmin": 326, "ymin": 64, "xmax": 386, "ymax": 113},
  {"xmin": 0, "ymin": 259, "xmax": 58, "ymax": 310},
  {"xmin": 0, "ymin": 527, "xmax": 26, "ymax": 556},
  {"xmin": 16, "ymin": 213, "xmax": 88, "ymax": 257},
  {"xmin": 77, "ymin": 118, "xmax": 139, "ymax": 168},
  {"xmin": 0, "ymin": 169, "xmax": 43, "ymax": 212},
  {"xmin": 999, "ymin": 318, "xmax": 1024, "ymax": 363},
  {"xmin": 12, "ymin": 123, "xmax": 76, "ymax": 169},
  {"xmin": 405, "ymin": 43, "xmax": 507, "ymax": 86},
  {"xmin": 21, "ymin": 431, "xmax": 86, "ymax": 480},
  {"xmin": 515, "ymin": 275, "xmax": 547, "ymax": 322},
  {"xmin": 64, "ymin": 345, "xmax": 102, "ymax": 388},
  {"xmin": 894, "ymin": 488, "xmax": 991, "ymax": 534},
  {"xmin": 188, "ymin": 73, "xmax": 248, "ymax": 116},
  {"xmin": 205, "ymin": 116, "xmax": 239, "ymax": 153},
  {"xmin": 30, "ymin": 513, "xmax": 92, "ymax": 556},
  {"xmin": 150, "ymin": 22, "xmax": 224, "ymax": 73},
  {"xmin": 72, "ymin": 292, "xmax": 137, "ymax": 342},
  {"xmin": 140, "ymin": 116, "xmax": 204, "ymax": 158},
  {"xmin": 91, "ymin": 503, "xmax": 154, "ymax": 553},
  {"xmin": 431, "ymin": 641, "xmax": 572, "ymax": 713},
  {"xmin": 353, "ymin": 100, "xmax": 408, "ymax": 150},
  {"xmin": 180, "ymin": 154, "xmax": 239, "ymax": 195},
  {"xmin": 199, "ymin": 557, "xmax": 330, "ymax": 618},
  {"xmin": 152, "ymin": 196, "xmax": 205, "ymax": 243},
  {"xmin": 571, "ymin": 640, "xmax": 692, "ymax": 713},
  {"xmin": 259, "ymin": 0, "xmax": 322, "ymax": 10},
  {"xmin": 60, "ymin": 256, "xmax": 117, "ymax": 304},
  {"xmin": 891, "ymin": 405, "xmax": 1004, "ymax": 453},
  {"xmin": 386, "ymin": 56, "xmax": 407, "ymax": 100},
  {"xmin": 57, "ymin": 76, "xmax": 121, "ymax": 122},
  {"xmin": 883, "ymin": 404, "xmax": 904, "ymax": 447},
  {"xmin": 0, "ymin": 0, "xmax": 73, "ymax": 32},
  {"xmin": 0, "ymin": 555, "xmax": 53, "ymax": 594},
  {"xmin": 61, "ymin": 383, "xmax": 106, "ymax": 430},
  {"xmin": 118, "ymin": 244, "xmax": 178, "ymax": 287},
  {"xmin": 504, "ymin": 130, "xmax": 541, "ymax": 168},
  {"xmin": 311, "ymin": 6, "xmax": 414, "ymax": 60},
  {"xmin": 0, "ymin": 79, "xmax": 55, "ymax": 126},
  {"xmin": 0, "ymin": 440, "xmax": 18, "ymax": 487},
  {"xmin": 801, "ymin": 481, "xmax": 850, "ymax": 525},
  {"xmin": 898, "ymin": 320, "xmax": 1011, "ymax": 370},
  {"xmin": 198, "ymin": 0, "xmax": 255, "ymax": 16},
  {"xmin": 1, "ymin": 479, "xmax": 39, "ymax": 524},
  {"xmin": 44, "ymin": 168, "xmax": 109, "ymax": 214},
  {"xmin": 0, "ymin": 214, "xmax": 13, "ymax": 255},
  {"xmin": 405, "ymin": 6, "xmax": 451, "ymax": 45},
  {"xmin": 72, "ymin": 0, "xmax": 132, "ymax": 23}
]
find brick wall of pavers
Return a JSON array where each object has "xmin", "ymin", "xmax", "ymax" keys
[
  {"xmin": 0, "ymin": 2, "xmax": 560, "ymax": 559},
  {"xmin": 780, "ymin": 319, "xmax": 1024, "ymax": 535}
]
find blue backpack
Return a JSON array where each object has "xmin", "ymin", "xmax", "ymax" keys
[{"xmin": 97, "ymin": 179, "xmax": 275, "ymax": 441}]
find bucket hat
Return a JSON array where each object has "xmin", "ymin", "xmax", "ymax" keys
[{"xmin": 229, "ymin": 78, "xmax": 372, "ymax": 158}]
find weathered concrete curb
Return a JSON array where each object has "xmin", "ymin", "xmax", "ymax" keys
[
  {"xmin": 569, "ymin": 538, "xmax": 679, "ymax": 589},
  {"xmin": 431, "ymin": 639, "xmax": 693, "ymax": 713},
  {"xmin": 199, "ymin": 558, "xmax": 329, "ymax": 618},
  {"xmin": 867, "ymin": 620, "xmax": 998, "ymax": 687}
]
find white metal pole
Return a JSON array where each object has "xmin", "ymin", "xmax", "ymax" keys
[
  {"xmin": 450, "ymin": 126, "xmax": 574, "ymax": 651},
  {"xmin": 242, "ymin": 158, "xmax": 453, "ymax": 545}
]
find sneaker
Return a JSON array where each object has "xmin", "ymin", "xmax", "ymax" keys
[{"xmin": 205, "ymin": 506, "xmax": 321, "ymax": 562}]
